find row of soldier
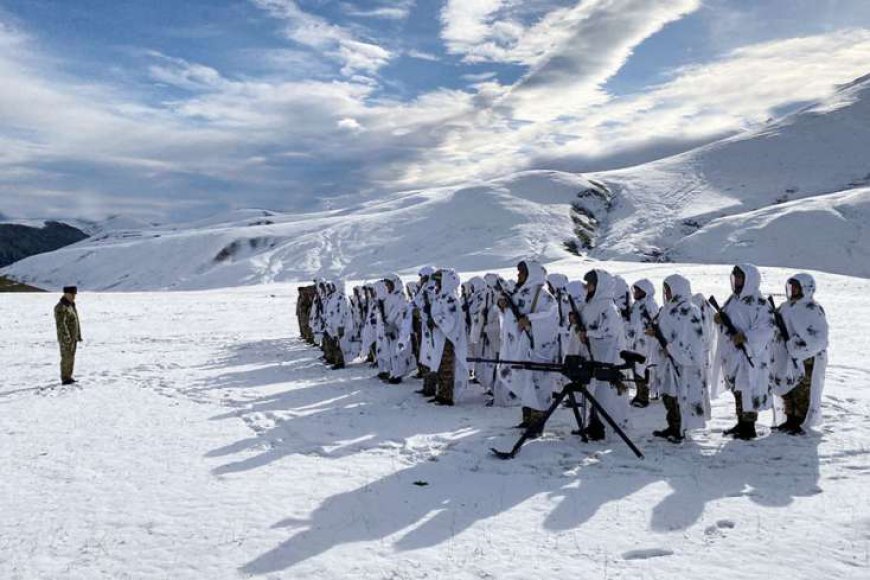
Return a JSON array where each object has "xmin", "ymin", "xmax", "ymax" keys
[{"xmin": 296, "ymin": 261, "xmax": 828, "ymax": 444}]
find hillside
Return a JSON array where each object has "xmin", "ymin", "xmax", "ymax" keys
[
  {"xmin": 0, "ymin": 221, "xmax": 90, "ymax": 268},
  {"xmin": 590, "ymin": 73, "xmax": 870, "ymax": 274},
  {"xmin": 1, "ymin": 172, "xmax": 597, "ymax": 291},
  {"xmin": 0, "ymin": 275, "xmax": 44, "ymax": 292}
]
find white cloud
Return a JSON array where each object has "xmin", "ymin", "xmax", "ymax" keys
[
  {"xmin": 386, "ymin": 28, "xmax": 870, "ymax": 188},
  {"xmin": 340, "ymin": 1, "xmax": 415, "ymax": 21},
  {"xmin": 406, "ymin": 49, "xmax": 440, "ymax": 62},
  {"xmin": 441, "ymin": 0, "xmax": 506, "ymax": 58},
  {"xmin": 2, "ymin": 7, "xmax": 869, "ymax": 222},
  {"xmin": 147, "ymin": 52, "xmax": 227, "ymax": 91},
  {"xmin": 337, "ymin": 117, "xmax": 363, "ymax": 132},
  {"xmin": 251, "ymin": 0, "xmax": 393, "ymax": 76},
  {"xmin": 462, "ymin": 71, "xmax": 497, "ymax": 82}
]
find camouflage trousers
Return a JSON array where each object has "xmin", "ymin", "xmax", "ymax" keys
[
  {"xmin": 632, "ymin": 369, "xmax": 650, "ymax": 405},
  {"xmin": 60, "ymin": 342, "xmax": 77, "ymax": 382},
  {"xmin": 662, "ymin": 394, "xmax": 681, "ymax": 433},
  {"xmin": 323, "ymin": 334, "xmax": 344, "ymax": 366},
  {"xmin": 435, "ymin": 341, "xmax": 456, "ymax": 404},
  {"xmin": 421, "ymin": 368, "xmax": 436, "ymax": 396},
  {"xmin": 783, "ymin": 359, "xmax": 813, "ymax": 423},
  {"xmin": 300, "ymin": 315, "xmax": 314, "ymax": 342},
  {"xmin": 732, "ymin": 391, "xmax": 758, "ymax": 424}
]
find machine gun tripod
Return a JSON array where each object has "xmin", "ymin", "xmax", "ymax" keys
[{"xmin": 468, "ymin": 351, "xmax": 646, "ymax": 460}]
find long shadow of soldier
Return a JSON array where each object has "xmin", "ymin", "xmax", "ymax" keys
[
  {"xmin": 237, "ymin": 433, "xmax": 591, "ymax": 575},
  {"xmin": 203, "ymin": 336, "xmax": 510, "ymax": 475},
  {"xmin": 543, "ymin": 431, "xmax": 821, "ymax": 534},
  {"xmin": 239, "ymin": 428, "xmax": 821, "ymax": 576}
]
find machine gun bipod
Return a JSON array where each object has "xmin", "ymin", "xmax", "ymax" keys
[{"xmin": 467, "ymin": 351, "xmax": 646, "ymax": 460}]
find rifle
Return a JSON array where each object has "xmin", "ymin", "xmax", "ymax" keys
[
  {"xmin": 462, "ymin": 291, "xmax": 472, "ymax": 333},
  {"xmin": 768, "ymin": 296, "xmax": 799, "ymax": 370},
  {"xmin": 708, "ymin": 296, "xmax": 754, "ymax": 367},
  {"xmin": 496, "ymin": 279, "xmax": 535, "ymax": 349},
  {"xmin": 422, "ymin": 287, "xmax": 434, "ymax": 331},
  {"xmin": 620, "ymin": 291, "xmax": 632, "ymax": 322},
  {"xmin": 768, "ymin": 296, "xmax": 789, "ymax": 341},
  {"xmin": 565, "ymin": 294, "xmax": 586, "ymax": 342},
  {"xmin": 468, "ymin": 352, "xmax": 646, "ymax": 460},
  {"xmin": 641, "ymin": 308, "xmax": 681, "ymax": 378}
]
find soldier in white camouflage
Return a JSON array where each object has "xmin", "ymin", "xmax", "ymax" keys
[{"xmin": 54, "ymin": 286, "xmax": 82, "ymax": 385}]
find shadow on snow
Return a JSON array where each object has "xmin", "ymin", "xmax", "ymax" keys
[{"xmin": 198, "ymin": 338, "xmax": 823, "ymax": 576}]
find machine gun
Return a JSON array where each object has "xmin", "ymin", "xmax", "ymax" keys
[
  {"xmin": 641, "ymin": 309, "xmax": 681, "ymax": 378},
  {"xmin": 708, "ymin": 296, "xmax": 754, "ymax": 367},
  {"xmin": 495, "ymin": 279, "xmax": 535, "ymax": 349},
  {"xmin": 467, "ymin": 351, "xmax": 646, "ymax": 460}
]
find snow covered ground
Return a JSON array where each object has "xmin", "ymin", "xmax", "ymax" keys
[{"xmin": 2, "ymin": 261, "xmax": 869, "ymax": 579}]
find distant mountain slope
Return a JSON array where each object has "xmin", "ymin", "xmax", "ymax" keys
[
  {"xmin": 670, "ymin": 186, "xmax": 870, "ymax": 276},
  {"xmin": 0, "ymin": 221, "xmax": 89, "ymax": 268},
  {"xmin": 2, "ymin": 172, "xmax": 597, "ymax": 291},
  {"xmin": 590, "ymin": 73, "xmax": 870, "ymax": 270}
]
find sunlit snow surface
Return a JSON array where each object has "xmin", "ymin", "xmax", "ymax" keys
[{"xmin": 2, "ymin": 261, "xmax": 868, "ymax": 579}]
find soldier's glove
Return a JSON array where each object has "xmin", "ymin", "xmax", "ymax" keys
[
  {"xmin": 714, "ymin": 313, "xmax": 723, "ymax": 325},
  {"xmin": 517, "ymin": 317, "xmax": 532, "ymax": 332},
  {"xmin": 732, "ymin": 333, "xmax": 746, "ymax": 347},
  {"xmin": 497, "ymin": 297, "xmax": 508, "ymax": 311}
]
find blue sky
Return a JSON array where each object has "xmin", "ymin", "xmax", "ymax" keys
[{"xmin": 1, "ymin": 0, "xmax": 870, "ymax": 221}]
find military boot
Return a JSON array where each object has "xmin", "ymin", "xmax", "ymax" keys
[
  {"xmin": 630, "ymin": 380, "xmax": 650, "ymax": 408},
  {"xmin": 734, "ymin": 421, "xmax": 758, "ymax": 440},
  {"xmin": 723, "ymin": 421, "xmax": 743, "ymax": 437},
  {"xmin": 585, "ymin": 416, "xmax": 606, "ymax": 441}
]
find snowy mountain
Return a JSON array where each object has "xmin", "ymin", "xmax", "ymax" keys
[
  {"xmin": 590, "ymin": 73, "xmax": 870, "ymax": 272},
  {"xmin": 3, "ymin": 74, "xmax": 870, "ymax": 290},
  {"xmin": 2, "ymin": 173, "xmax": 596, "ymax": 291}
]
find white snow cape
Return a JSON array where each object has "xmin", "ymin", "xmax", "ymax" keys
[{"xmin": 771, "ymin": 273, "xmax": 829, "ymax": 428}]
